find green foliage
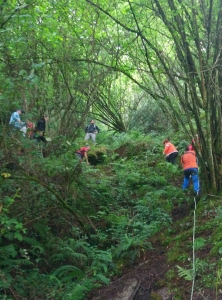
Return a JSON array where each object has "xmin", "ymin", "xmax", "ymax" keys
[
  {"xmin": 177, "ymin": 265, "xmax": 193, "ymax": 281},
  {"xmin": 47, "ymin": 238, "xmax": 113, "ymax": 299},
  {"xmin": 128, "ymin": 99, "xmax": 172, "ymax": 134},
  {"xmin": 0, "ymin": 0, "xmax": 221, "ymax": 296},
  {"xmin": 177, "ymin": 259, "xmax": 209, "ymax": 281},
  {"xmin": 0, "ymin": 128, "xmax": 217, "ymax": 299},
  {"xmin": 194, "ymin": 237, "xmax": 206, "ymax": 250},
  {"xmin": 113, "ymin": 233, "xmax": 152, "ymax": 263}
]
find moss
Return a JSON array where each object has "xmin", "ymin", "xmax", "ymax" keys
[
  {"xmin": 167, "ymin": 245, "xmax": 189, "ymax": 262},
  {"xmin": 150, "ymin": 291, "xmax": 162, "ymax": 300},
  {"xmin": 154, "ymin": 279, "xmax": 167, "ymax": 289}
]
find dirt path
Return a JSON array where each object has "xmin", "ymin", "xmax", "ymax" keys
[
  {"xmin": 88, "ymin": 202, "xmax": 221, "ymax": 300},
  {"xmin": 89, "ymin": 242, "xmax": 172, "ymax": 300}
]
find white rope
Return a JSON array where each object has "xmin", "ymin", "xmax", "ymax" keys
[{"xmin": 190, "ymin": 196, "xmax": 197, "ymax": 300}]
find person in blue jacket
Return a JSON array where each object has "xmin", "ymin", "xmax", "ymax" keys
[{"xmin": 9, "ymin": 109, "xmax": 27, "ymax": 137}]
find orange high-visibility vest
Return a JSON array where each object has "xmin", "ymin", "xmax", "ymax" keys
[
  {"xmin": 181, "ymin": 151, "xmax": 198, "ymax": 170},
  {"xmin": 163, "ymin": 142, "xmax": 178, "ymax": 156}
]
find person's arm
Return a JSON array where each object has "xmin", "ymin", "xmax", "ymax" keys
[
  {"xmin": 84, "ymin": 152, "xmax": 89, "ymax": 165},
  {"xmin": 163, "ymin": 144, "xmax": 169, "ymax": 155},
  {"xmin": 96, "ymin": 126, "xmax": 100, "ymax": 133},
  {"xmin": 13, "ymin": 113, "xmax": 22, "ymax": 124},
  {"xmin": 163, "ymin": 145, "xmax": 166, "ymax": 155},
  {"xmin": 85, "ymin": 125, "xmax": 89, "ymax": 133}
]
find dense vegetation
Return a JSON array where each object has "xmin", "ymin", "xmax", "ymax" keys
[
  {"xmin": 1, "ymin": 0, "xmax": 222, "ymax": 299},
  {"xmin": 1, "ymin": 131, "xmax": 222, "ymax": 299}
]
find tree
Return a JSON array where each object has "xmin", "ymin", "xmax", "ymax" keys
[
  {"xmin": 1, "ymin": 0, "xmax": 222, "ymax": 191},
  {"xmin": 86, "ymin": 0, "xmax": 222, "ymax": 192}
]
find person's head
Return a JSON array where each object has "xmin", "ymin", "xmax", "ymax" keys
[
  {"xmin": 163, "ymin": 139, "xmax": 170, "ymax": 145},
  {"xmin": 85, "ymin": 144, "xmax": 90, "ymax": 149},
  {"xmin": 185, "ymin": 147, "xmax": 189, "ymax": 152},
  {"xmin": 90, "ymin": 120, "xmax": 95, "ymax": 124},
  {"xmin": 17, "ymin": 109, "xmax": 24, "ymax": 115},
  {"xmin": 188, "ymin": 144, "xmax": 194, "ymax": 150},
  {"xmin": 42, "ymin": 116, "xmax": 49, "ymax": 121}
]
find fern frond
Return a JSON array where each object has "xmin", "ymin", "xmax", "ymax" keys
[{"xmin": 177, "ymin": 265, "xmax": 193, "ymax": 281}]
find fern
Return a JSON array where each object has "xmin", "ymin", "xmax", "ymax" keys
[
  {"xmin": 177, "ymin": 265, "xmax": 194, "ymax": 281},
  {"xmin": 52, "ymin": 265, "xmax": 83, "ymax": 281},
  {"xmin": 0, "ymin": 244, "xmax": 17, "ymax": 259},
  {"xmin": 194, "ymin": 237, "xmax": 206, "ymax": 250},
  {"xmin": 63, "ymin": 278, "xmax": 97, "ymax": 300},
  {"xmin": 95, "ymin": 273, "xmax": 110, "ymax": 284}
]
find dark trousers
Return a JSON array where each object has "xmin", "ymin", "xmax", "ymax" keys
[
  {"xmin": 36, "ymin": 136, "xmax": 47, "ymax": 144},
  {"xmin": 166, "ymin": 152, "xmax": 178, "ymax": 164},
  {"xmin": 34, "ymin": 132, "xmax": 47, "ymax": 144}
]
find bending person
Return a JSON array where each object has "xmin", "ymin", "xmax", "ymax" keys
[
  {"xmin": 75, "ymin": 144, "xmax": 90, "ymax": 165},
  {"xmin": 163, "ymin": 139, "xmax": 178, "ymax": 164},
  {"xmin": 9, "ymin": 108, "xmax": 27, "ymax": 137}
]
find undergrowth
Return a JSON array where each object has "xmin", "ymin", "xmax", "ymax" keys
[{"xmin": 0, "ymin": 131, "xmax": 221, "ymax": 299}]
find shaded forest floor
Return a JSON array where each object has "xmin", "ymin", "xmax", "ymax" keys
[
  {"xmin": 2, "ymin": 135, "xmax": 222, "ymax": 300},
  {"xmin": 89, "ymin": 198, "xmax": 221, "ymax": 300}
]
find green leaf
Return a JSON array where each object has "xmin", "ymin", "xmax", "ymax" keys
[
  {"xmin": 95, "ymin": 273, "xmax": 110, "ymax": 284},
  {"xmin": 31, "ymin": 62, "xmax": 46, "ymax": 69},
  {"xmin": 14, "ymin": 232, "xmax": 23, "ymax": 241},
  {"xmin": 0, "ymin": 244, "xmax": 17, "ymax": 258},
  {"xmin": 194, "ymin": 237, "xmax": 206, "ymax": 250},
  {"xmin": 177, "ymin": 265, "xmax": 193, "ymax": 281}
]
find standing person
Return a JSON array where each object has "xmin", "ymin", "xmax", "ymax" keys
[
  {"xmin": 36, "ymin": 115, "xmax": 49, "ymax": 132},
  {"xmin": 163, "ymin": 139, "xmax": 178, "ymax": 164},
  {"xmin": 75, "ymin": 144, "xmax": 90, "ymax": 165},
  {"xmin": 9, "ymin": 109, "xmax": 27, "ymax": 137},
  {"xmin": 34, "ymin": 115, "xmax": 49, "ymax": 144},
  {"xmin": 181, "ymin": 147, "xmax": 200, "ymax": 196},
  {"xmin": 84, "ymin": 120, "xmax": 100, "ymax": 144}
]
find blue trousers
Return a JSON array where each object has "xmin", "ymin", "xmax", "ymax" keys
[{"xmin": 182, "ymin": 168, "xmax": 200, "ymax": 193}]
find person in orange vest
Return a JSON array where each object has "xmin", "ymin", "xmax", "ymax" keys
[
  {"xmin": 163, "ymin": 139, "xmax": 178, "ymax": 164},
  {"xmin": 181, "ymin": 147, "xmax": 200, "ymax": 196}
]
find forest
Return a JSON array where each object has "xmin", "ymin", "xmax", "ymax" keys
[{"xmin": 1, "ymin": 0, "xmax": 222, "ymax": 299}]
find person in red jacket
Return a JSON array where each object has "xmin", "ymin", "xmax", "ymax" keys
[
  {"xmin": 163, "ymin": 139, "xmax": 178, "ymax": 164},
  {"xmin": 188, "ymin": 134, "xmax": 201, "ymax": 152},
  {"xmin": 75, "ymin": 144, "xmax": 90, "ymax": 165},
  {"xmin": 26, "ymin": 121, "xmax": 35, "ymax": 139},
  {"xmin": 181, "ymin": 147, "xmax": 200, "ymax": 196}
]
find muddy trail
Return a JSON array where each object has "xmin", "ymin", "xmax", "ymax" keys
[{"xmin": 88, "ymin": 199, "xmax": 220, "ymax": 300}]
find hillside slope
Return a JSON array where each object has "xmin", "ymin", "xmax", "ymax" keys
[{"xmin": 1, "ymin": 134, "xmax": 221, "ymax": 300}]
